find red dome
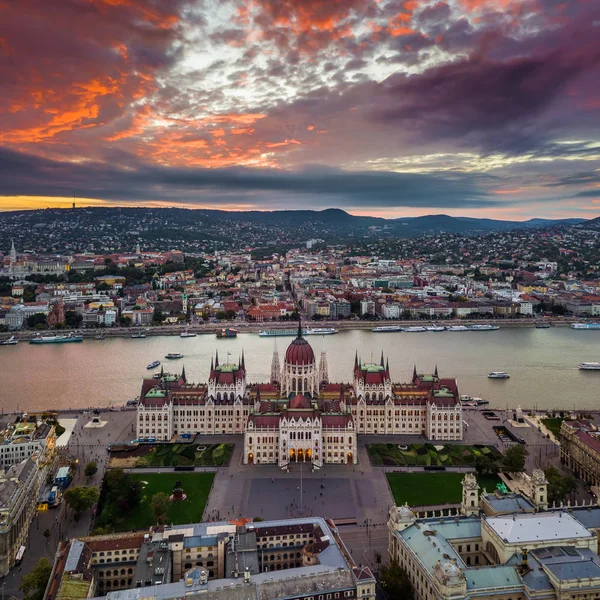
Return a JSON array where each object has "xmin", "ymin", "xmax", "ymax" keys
[{"xmin": 285, "ymin": 336, "xmax": 315, "ymax": 366}]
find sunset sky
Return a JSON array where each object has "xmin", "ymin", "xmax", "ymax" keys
[{"xmin": 1, "ymin": 0, "xmax": 599, "ymax": 219}]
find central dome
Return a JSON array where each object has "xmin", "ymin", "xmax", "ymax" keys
[{"xmin": 285, "ymin": 336, "xmax": 315, "ymax": 366}]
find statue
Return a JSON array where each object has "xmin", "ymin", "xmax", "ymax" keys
[
  {"xmin": 170, "ymin": 480, "xmax": 187, "ymax": 502},
  {"xmin": 496, "ymin": 482, "xmax": 509, "ymax": 495}
]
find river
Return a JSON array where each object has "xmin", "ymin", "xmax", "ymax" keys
[{"xmin": 1, "ymin": 327, "xmax": 599, "ymax": 412}]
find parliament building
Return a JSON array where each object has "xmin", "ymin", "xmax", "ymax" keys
[{"xmin": 137, "ymin": 323, "xmax": 463, "ymax": 468}]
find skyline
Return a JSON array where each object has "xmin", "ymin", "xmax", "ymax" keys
[{"xmin": 1, "ymin": 0, "xmax": 599, "ymax": 219}]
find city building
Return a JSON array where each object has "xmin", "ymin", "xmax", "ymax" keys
[
  {"xmin": 560, "ymin": 420, "xmax": 600, "ymax": 488},
  {"xmin": 137, "ymin": 326, "xmax": 463, "ymax": 467},
  {"xmin": 46, "ymin": 517, "xmax": 376, "ymax": 600},
  {"xmin": 388, "ymin": 472, "xmax": 600, "ymax": 600},
  {"xmin": 0, "ymin": 419, "xmax": 56, "ymax": 469}
]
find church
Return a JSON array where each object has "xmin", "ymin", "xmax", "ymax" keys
[{"xmin": 136, "ymin": 322, "xmax": 463, "ymax": 469}]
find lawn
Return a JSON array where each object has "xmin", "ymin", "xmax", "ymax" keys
[
  {"xmin": 541, "ymin": 418, "xmax": 569, "ymax": 438},
  {"xmin": 132, "ymin": 444, "xmax": 233, "ymax": 468},
  {"xmin": 368, "ymin": 443, "xmax": 501, "ymax": 467},
  {"xmin": 106, "ymin": 473, "xmax": 214, "ymax": 531},
  {"xmin": 386, "ymin": 472, "xmax": 502, "ymax": 506}
]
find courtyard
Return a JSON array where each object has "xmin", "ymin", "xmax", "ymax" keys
[{"xmin": 367, "ymin": 442, "xmax": 501, "ymax": 466}]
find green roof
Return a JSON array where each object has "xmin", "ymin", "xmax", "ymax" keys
[
  {"xmin": 433, "ymin": 388, "xmax": 454, "ymax": 397},
  {"xmin": 216, "ymin": 363, "xmax": 239, "ymax": 373},
  {"xmin": 362, "ymin": 363, "xmax": 384, "ymax": 373},
  {"xmin": 57, "ymin": 576, "xmax": 92, "ymax": 600},
  {"xmin": 146, "ymin": 389, "xmax": 166, "ymax": 398}
]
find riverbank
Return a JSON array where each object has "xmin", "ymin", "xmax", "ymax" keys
[{"xmin": 0, "ymin": 316, "xmax": 581, "ymax": 342}]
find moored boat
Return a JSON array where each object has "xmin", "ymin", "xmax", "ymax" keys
[
  {"xmin": 0, "ymin": 335, "xmax": 18, "ymax": 346},
  {"xmin": 425, "ymin": 325, "xmax": 446, "ymax": 332},
  {"xmin": 216, "ymin": 328, "xmax": 238, "ymax": 338},
  {"xmin": 571, "ymin": 322, "xmax": 600, "ymax": 329},
  {"xmin": 258, "ymin": 327, "xmax": 338, "ymax": 337},
  {"xmin": 180, "ymin": 331, "xmax": 197, "ymax": 338},
  {"xmin": 94, "ymin": 334, "xmax": 106, "ymax": 340},
  {"xmin": 488, "ymin": 371, "xmax": 510, "ymax": 379},
  {"xmin": 165, "ymin": 353, "xmax": 184, "ymax": 359},
  {"xmin": 147, "ymin": 360, "xmax": 161, "ymax": 369},
  {"xmin": 469, "ymin": 324, "xmax": 500, "ymax": 331},
  {"xmin": 372, "ymin": 326, "xmax": 403, "ymax": 332},
  {"xmin": 30, "ymin": 333, "xmax": 83, "ymax": 344},
  {"xmin": 535, "ymin": 322, "xmax": 551, "ymax": 329},
  {"xmin": 131, "ymin": 332, "xmax": 147, "ymax": 339},
  {"xmin": 404, "ymin": 326, "xmax": 427, "ymax": 332},
  {"xmin": 579, "ymin": 362, "xmax": 600, "ymax": 370},
  {"xmin": 447, "ymin": 325, "xmax": 470, "ymax": 332}
]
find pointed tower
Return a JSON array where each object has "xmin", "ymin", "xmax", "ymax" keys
[
  {"xmin": 10, "ymin": 239, "xmax": 16, "ymax": 263},
  {"xmin": 413, "ymin": 364, "xmax": 417, "ymax": 381},
  {"xmin": 181, "ymin": 365, "xmax": 186, "ymax": 382},
  {"xmin": 270, "ymin": 337, "xmax": 280, "ymax": 384},
  {"xmin": 215, "ymin": 350, "xmax": 219, "ymax": 368},
  {"xmin": 136, "ymin": 242, "xmax": 141, "ymax": 255},
  {"xmin": 434, "ymin": 365, "xmax": 439, "ymax": 379},
  {"xmin": 319, "ymin": 336, "xmax": 329, "ymax": 385},
  {"xmin": 380, "ymin": 351, "xmax": 385, "ymax": 367}
]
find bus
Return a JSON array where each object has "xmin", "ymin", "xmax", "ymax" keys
[
  {"xmin": 48, "ymin": 486, "xmax": 62, "ymax": 508},
  {"xmin": 15, "ymin": 546, "xmax": 25, "ymax": 565}
]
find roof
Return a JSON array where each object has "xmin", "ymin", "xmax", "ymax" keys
[
  {"xmin": 485, "ymin": 512, "xmax": 592, "ymax": 544},
  {"xmin": 465, "ymin": 566, "xmax": 523, "ymax": 591},
  {"xmin": 482, "ymin": 493, "xmax": 535, "ymax": 514}
]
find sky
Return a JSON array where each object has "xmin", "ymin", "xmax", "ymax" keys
[{"xmin": 0, "ymin": 0, "xmax": 599, "ymax": 220}]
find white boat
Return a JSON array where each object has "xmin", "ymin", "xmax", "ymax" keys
[
  {"xmin": 372, "ymin": 326, "xmax": 403, "ymax": 332},
  {"xmin": 258, "ymin": 327, "xmax": 338, "ymax": 337},
  {"xmin": 306, "ymin": 328, "xmax": 338, "ymax": 335},
  {"xmin": 447, "ymin": 325, "xmax": 470, "ymax": 332},
  {"xmin": 488, "ymin": 371, "xmax": 510, "ymax": 379},
  {"xmin": 0, "ymin": 335, "xmax": 18, "ymax": 346},
  {"xmin": 180, "ymin": 331, "xmax": 197, "ymax": 338},
  {"xmin": 579, "ymin": 362, "xmax": 600, "ymax": 370},
  {"xmin": 165, "ymin": 353, "xmax": 184, "ymax": 359},
  {"xmin": 571, "ymin": 323, "xmax": 600, "ymax": 330},
  {"xmin": 470, "ymin": 324, "xmax": 500, "ymax": 331},
  {"xmin": 425, "ymin": 326, "xmax": 446, "ymax": 332},
  {"xmin": 404, "ymin": 326, "xmax": 427, "ymax": 332}
]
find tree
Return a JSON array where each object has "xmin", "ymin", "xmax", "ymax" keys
[
  {"xmin": 27, "ymin": 313, "xmax": 47, "ymax": 328},
  {"xmin": 84, "ymin": 461, "xmax": 98, "ymax": 477},
  {"xmin": 152, "ymin": 308, "xmax": 164, "ymax": 324},
  {"xmin": 43, "ymin": 529, "xmax": 51, "ymax": 538},
  {"xmin": 21, "ymin": 557, "xmax": 52, "ymax": 600},
  {"xmin": 380, "ymin": 560, "xmax": 414, "ymax": 600},
  {"xmin": 501, "ymin": 444, "xmax": 528, "ymax": 473},
  {"xmin": 252, "ymin": 516, "xmax": 264, "ymax": 522},
  {"xmin": 151, "ymin": 492, "xmax": 169, "ymax": 525},
  {"xmin": 64, "ymin": 486, "xmax": 99, "ymax": 515},
  {"xmin": 544, "ymin": 465, "xmax": 577, "ymax": 505},
  {"xmin": 475, "ymin": 454, "xmax": 499, "ymax": 476},
  {"xmin": 65, "ymin": 310, "xmax": 83, "ymax": 328}
]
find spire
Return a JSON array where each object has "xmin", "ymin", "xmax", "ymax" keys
[
  {"xmin": 297, "ymin": 316, "xmax": 303, "ymax": 339},
  {"xmin": 215, "ymin": 350, "xmax": 219, "ymax": 367},
  {"xmin": 413, "ymin": 364, "xmax": 417, "ymax": 380},
  {"xmin": 181, "ymin": 365, "xmax": 186, "ymax": 381},
  {"xmin": 386, "ymin": 358, "xmax": 389, "ymax": 373},
  {"xmin": 210, "ymin": 356, "xmax": 214, "ymax": 372},
  {"xmin": 319, "ymin": 335, "xmax": 329, "ymax": 385},
  {"xmin": 380, "ymin": 351, "xmax": 384, "ymax": 367},
  {"xmin": 270, "ymin": 337, "xmax": 280, "ymax": 384},
  {"xmin": 434, "ymin": 364, "xmax": 439, "ymax": 378},
  {"xmin": 354, "ymin": 350, "xmax": 358, "ymax": 370},
  {"xmin": 160, "ymin": 365, "xmax": 164, "ymax": 377},
  {"xmin": 241, "ymin": 349, "xmax": 245, "ymax": 369}
]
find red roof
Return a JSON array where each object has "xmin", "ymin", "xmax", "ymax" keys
[
  {"xmin": 285, "ymin": 336, "xmax": 315, "ymax": 366},
  {"xmin": 289, "ymin": 394, "xmax": 311, "ymax": 409}
]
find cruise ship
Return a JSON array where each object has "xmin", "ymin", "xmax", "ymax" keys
[
  {"xmin": 571, "ymin": 323, "xmax": 600, "ymax": 330},
  {"xmin": 579, "ymin": 362, "xmax": 600, "ymax": 370},
  {"xmin": 372, "ymin": 325, "xmax": 403, "ymax": 332},
  {"xmin": 404, "ymin": 326, "xmax": 427, "ymax": 332},
  {"xmin": 180, "ymin": 331, "xmax": 197, "ymax": 338},
  {"xmin": 30, "ymin": 333, "xmax": 83, "ymax": 344},
  {"xmin": 470, "ymin": 324, "xmax": 500, "ymax": 331},
  {"xmin": 425, "ymin": 325, "xmax": 446, "ymax": 332},
  {"xmin": 488, "ymin": 371, "xmax": 510, "ymax": 379},
  {"xmin": 447, "ymin": 325, "xmax": 470, "ymax": 332},
  {"xmin": 258, "ymin": 327, "xmax": 338, "ymax": 337}
]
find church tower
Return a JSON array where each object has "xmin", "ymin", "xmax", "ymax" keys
[
  {"xmin": 9, "ymin": 239, "xmax": 16, "ymax": 277},
  {"xmin": 271, "ymin": 337, "xmax": 281, "ymax": 384},
  {"xmin": 136, "ymin": 242, "xmax": 141, "ymax": 256},
  {"xmin": 319, "ymin": 336, "xmax": 329, "ymax": 384}
]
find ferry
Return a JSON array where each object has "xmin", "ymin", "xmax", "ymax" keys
[
  {"xmin": 488, "ymin": 371, "xmax": 510, "ymax": 379},
  {"xmin": 216, "ymin": 328, "xmax": 238, "ymax": 339},
  {"xmin": 30, "ymin": 333, "xmax": 83, "ymax": 344},
  {"xmin": 258, "ymin": 327, "xmax": 338, "ymax": 337},
  {"xmin": 579, "ymin": 362, "xmax": 600, "ymax": 370},
  {"xmin": 372, "ymin": 325, "xmax": 403, "ymax": 332},
  {"xmin": 180, "ymin": 331, "xmax": 197, "ymax": 338},
  {"xmin": 469, "ymin": 324, "xmax": 500, "ymax": 331},
  {"xmin": 147, "ymin": 360, "xmax": 161, "ymax": 370},
  {"xmin": 571, "ymin": 323, "xmax": 600, "ymax": 330},
  {"xmin": 131, "ymin": 332, "xmax": 147, "ymax": 339},
  {"xmin": 460, "ymin": 395, "xmax": 490, "ymax": 406},
  {"xmin": 1, "ymin": 335, "xmax": 18, "ymax": 346},
  {"xmin": 425, "ymin": 325, "xmax": 446, "ymax": 332},
  {"xmin": 447, "ymin": 325, "xmax": 470, "ymax": 332},
  {"xmin": 404, "ymin": 326, "xmax": 427, "ymax": 332},
  {"xmin": 165, "ymin": 353, "xmax": 184, "ymax": 360}
]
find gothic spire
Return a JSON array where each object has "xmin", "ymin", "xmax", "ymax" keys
[
  {"xmin": 434, "ymin": 364, "xmax": 439, "ymax": 378},
  {"xmin": 354, "ymin": 351, "xmax": 358, "ymax": 370},
  {"xmin": 181, "ymin": 365, "xmax": 186, "ymax": 381},
  {"xmin": 386, "ymin": 358, "xmax": 389, "ymax": 373},
  {"xmin": 413, "ymin": 364, "xmax": 417, "ymax": 379},
  {"xmin": 241, "ymin": 349, "xmax": 245, "ymax": 369},
  {"xmin": 215, "ymin": 350, "xmax": 219, "ymax": 367},
  {"xmin": 297, "ymin": 315, "xmax": 303, "ymax": 339},
  {"xmin": 210, "ymin": 356, "xmax": 214, "ymax": 371},
  {"xmin": 380, "ymin": 351, "xmax": 384, "ymax": 367}
]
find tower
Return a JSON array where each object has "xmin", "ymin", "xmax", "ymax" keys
[
  {"xmin": 136, "ymin": 242, "xmax": 141, "ymax": 256},
  {"xmin": 319, "ymin": 336, "xmax": 329, "ymax": 384},
  {"xmin": 280, "ymin": 319, "xmax": 319, "ymax": 397},
  {"xmin": 271, "ymin": 337, "xmax": 281, "ymax": 384},
  {"xmin": 461, "ymin": 473, "xmax": 479, "ymax": 516},
  {"xmin": 530, "ymin": 469, "xmax": 549, "ymax": 511},
  {"xmin": 9, "ymin": 239, "xmax": 16, "ymax": 263}
]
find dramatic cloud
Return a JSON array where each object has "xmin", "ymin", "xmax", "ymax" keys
[{"xmin": 0, "ymin": 0, "xmax": 599, "ymax": 218}]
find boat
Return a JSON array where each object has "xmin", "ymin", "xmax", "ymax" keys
[
  {"xmin": 165, "ymin": 353, "xmax": 184, "ymax": 360},
  {"xmin": 571, "ymin": 323, "xmax": 600, "ymax": 330},
  {"xmin": 447, "ymin": 325, "xmax": 470, "ymax": 332},
  {"xmin": 404, "ymin": 326, "xmax": 427, "ymax": 332},
  {"xmin": 131, "ymin": 332, "xmax": 147, "ymax": 339},
  {"xmin": 152, "ymin": 373, "xmax": 162, "ymax": 379},
  {"xmin": 535, "ymin": 322, "xmax": 551, "ymax": 328},
  {"xmin": 258, "ymin": 327, "xmax": 338, "ymax": 337},
  {"xmin": 0, "ymin": 335, "xmax": 18, "ymax": 346},
  {"xmin": 469, "ymin": 324, "xmax": 500, "ymax": 331},
  {"xmin": 579, "ymin": 362, "xmax": 600, "ymax": 370},
  {"xmin": 216, "ymin": 328, "xmax": 238, "ymax": 339},
  {"xmin": 180, "ymin": 331, "xmax": 197, "ymax": 338},
  {"xmin": 147, "ymin": 360, "xmax": 161, "ymax": 370},
  {"xmin": 94, "ymin": 334, "xmax": 106, "ymax": 340},
  {"xmin": 30, "ymin": 333, "xmax": 83, "ymax": 344},
  {"xmin": 372, "ymin": 326, "xmax": 403, "ymax": 332},
  {"xmin": 488, "ymin": 371, "xmax": 510, "ymax": 379},
  {"xmin": 425, "ymin": 326, "xmax": 446, "ymax": 332},
  {"xmin": 473, "ymin": 397, "xmax": 489, "ymax": 405}
]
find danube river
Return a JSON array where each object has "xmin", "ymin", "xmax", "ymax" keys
[{"xmin": 1, "ymin": 327, "xmax": 599, "ymax": 412}]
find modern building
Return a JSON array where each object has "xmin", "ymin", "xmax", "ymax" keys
[
  {"xmin": 137, "ymin": 326, "xmax": 463, "ymax": 467},
  {"xmin": 46, "ymin": 517, "xmax": 376, "ymax": 600},
  {"xmin": 388, "ymin": 471, "xmax": 600, "ymax": 600}
]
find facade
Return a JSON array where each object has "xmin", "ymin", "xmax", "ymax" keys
[
  {"xmin": 137, "ymin": 327, "xmax": 463, "ymax": 467},
  {"xmin": 47, "ymin": 518, "xmax": 375, "ymax": 600},
  {"xmin": 388, "ymin": 472, "xmax": 600, "ymax": 600},
  {"xmin": 560, "ymin": 420, "xmax": 600, "ymax": 487},
  {"xmin": 0, "ymin": 421, "xmax": 56, "ymax": 469}
]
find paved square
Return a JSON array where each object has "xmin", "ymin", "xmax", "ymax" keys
[{"xmin": 244, "ymin": 477, "xmax": 355, "ymax": 521}]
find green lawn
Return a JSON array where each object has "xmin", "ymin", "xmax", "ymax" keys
[
  {"xmin": 113, "ymin": 473, "xmax": 214, "ymax": 531},
  {"xmin": 386, "ymin": 472, "xmax": 501, "ymax": 506},
  {"xmin": 368, "ymin": 443, "xmax": 501, "ymax": 467},
  {"xmin": 134, "ymin": 444, "xmax": 233, "ymax": 468},
  {"xmin": 541, "ymin": 418, "xmax": 568, "ymax": 438}
]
